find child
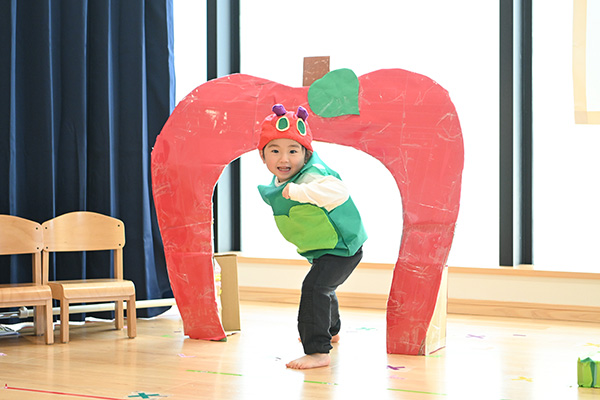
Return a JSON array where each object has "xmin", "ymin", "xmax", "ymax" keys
[{"xmin": 257, "ymin": 104, "xmax": 367, "ymax": 369}]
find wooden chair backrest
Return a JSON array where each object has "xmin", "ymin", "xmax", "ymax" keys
[
  {"xmin": 42, "ymin": 212, "xmax": 125, "ymax": 252},
  {"xmin": 0, "ymin": 215, "xmax": 43, "ymax": 256},
  {"xmin": 42, "ymin": 211, "xmax": 126, "ymax": 280}
]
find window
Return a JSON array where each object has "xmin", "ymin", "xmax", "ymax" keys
[{"xmin": 532, "ymin": 0, "xmax": 600, "ymax": 272}]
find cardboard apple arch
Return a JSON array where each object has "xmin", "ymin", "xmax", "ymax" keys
[{"xmin": 151, "ymin": 68, "xmax": 464, "ymax": 355}]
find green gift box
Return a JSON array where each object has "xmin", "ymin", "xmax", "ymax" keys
[{"xmin": 578, "ymin": 356, "xmax": 600, "ymax": 388}]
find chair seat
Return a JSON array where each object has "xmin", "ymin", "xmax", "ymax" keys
[
  {"xmin": 0, "ymin": 283, "xmax": 52, "ymax": 303},
  {"xmin": 48, "ymin": 279, "xmax": 135, "ymax": 301}
]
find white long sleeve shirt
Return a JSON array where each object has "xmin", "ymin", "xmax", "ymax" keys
[{"xmin": 276, "ymin": 172, "xmax": 349, "ymax": 212}]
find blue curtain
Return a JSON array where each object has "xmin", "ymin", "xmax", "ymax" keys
[{"xmin": 0, "ymin": 0, "xmax": 175, "ymax": 318}]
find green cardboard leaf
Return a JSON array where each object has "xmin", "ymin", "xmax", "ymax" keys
[{"xmin": 308, "ymin": 68, "xmax": 360, "ymax": 118}]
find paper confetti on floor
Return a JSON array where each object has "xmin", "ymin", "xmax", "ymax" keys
[
  {"xmin": 466, "ymin": 334, "xmax": 485, "ymax": 339},
  {"xmin": 387, "ymin": 365, "xmax": 406, "ymax": 370},
  {"xmin": 128, "ymin": 392, "xmax": 167, "ymax": 399}
]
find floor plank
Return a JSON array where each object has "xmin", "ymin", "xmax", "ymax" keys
[{"xmin": 1, "ymin": 301, "xmax": 599, "ymax": 399}]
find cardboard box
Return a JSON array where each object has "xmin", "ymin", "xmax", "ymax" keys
[
  {"xmin": 422, "ymin": 266, "xmax": 448, "ymax": 355},
  {"xmin": 578, "ymin": 356, "xmax": 600, "ymax": 388},
  {"xmin": 214, "ymin": 253, "xmax": 241, "ymax": 332}
]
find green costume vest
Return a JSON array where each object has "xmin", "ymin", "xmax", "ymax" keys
[{"xmin": 258, "ymin": 152, "xmax": 367, "ymax": 262}]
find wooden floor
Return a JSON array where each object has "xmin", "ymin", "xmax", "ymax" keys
[{"xmin": 1, "ymin": 301, "xmax": 599, "ymax": 399}]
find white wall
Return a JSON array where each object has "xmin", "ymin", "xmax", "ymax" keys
[
  {"xmin": 239, "ymin": 0, "xmax": 500, "ymax": 267},
  {"xmin": 586, "ymin": 1, "xmax": 600, "ymax": 111}
]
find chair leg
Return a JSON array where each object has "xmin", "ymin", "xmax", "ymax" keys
[
  {"xmin": 115, "ymin": 300, "xmax": 124, "ymax": 330},
  {"xmin": 60, "ymin": 299, "xmax": 69, "ymax": 343},
  {"xmin": 126, "ymin": 295, "xmax": 137, "ymax": 338},
  {"xmin": 44, "ymin": 300, "xmax": 54, "ymax": 345},
  {"xmin": 34, "ymin": 305, "xmax": 44, "ymax": 336}
]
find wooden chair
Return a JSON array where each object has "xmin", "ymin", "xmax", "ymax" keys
[
  {"xmin": 42, "ymin": 211, "xmax": 136, "ymax": 343},
  {"xmin": 0, "ymin": 215, "xmax": 54, "ymax": 344}
]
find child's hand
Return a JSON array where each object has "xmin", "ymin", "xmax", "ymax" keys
[{"xmin": 282, "ymin": 184, "xmax": 291, "ymax": 199}]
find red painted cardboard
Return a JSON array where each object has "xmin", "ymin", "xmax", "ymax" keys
[{"xmin": 151, "ymin": 69, "xmax": 464, "ymax": 354}]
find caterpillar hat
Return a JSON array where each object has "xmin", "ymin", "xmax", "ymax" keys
[{"xmin": 258, "ymin": 104, "xmax": 313, "ymax": 152}]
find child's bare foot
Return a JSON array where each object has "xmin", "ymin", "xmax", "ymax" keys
[{"xmin": 286, "ymin": 353, "xmax": 331, "ymax": 369}]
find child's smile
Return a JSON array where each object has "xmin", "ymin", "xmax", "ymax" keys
[{"xmin": 261, "ymin": 138, "xmax": 306, "ymax": 183}]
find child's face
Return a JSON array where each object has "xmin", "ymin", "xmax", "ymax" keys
[{"xmin": 261, "ymin": 138, "xmax": 306, "ymax": 183}]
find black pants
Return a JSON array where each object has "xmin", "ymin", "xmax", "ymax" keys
[{"xmin": 298, "ymin": 247, "xmax": 363, "ymax": 354}]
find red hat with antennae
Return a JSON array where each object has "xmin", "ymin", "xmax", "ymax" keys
[{"xmin": 258, "ymin": 104, "xmax": 313, "ymax": 151}]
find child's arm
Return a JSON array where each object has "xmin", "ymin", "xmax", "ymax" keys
[{"xmin": 283, "ymin": 174, "xmax": 349, "ymax": 211}]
